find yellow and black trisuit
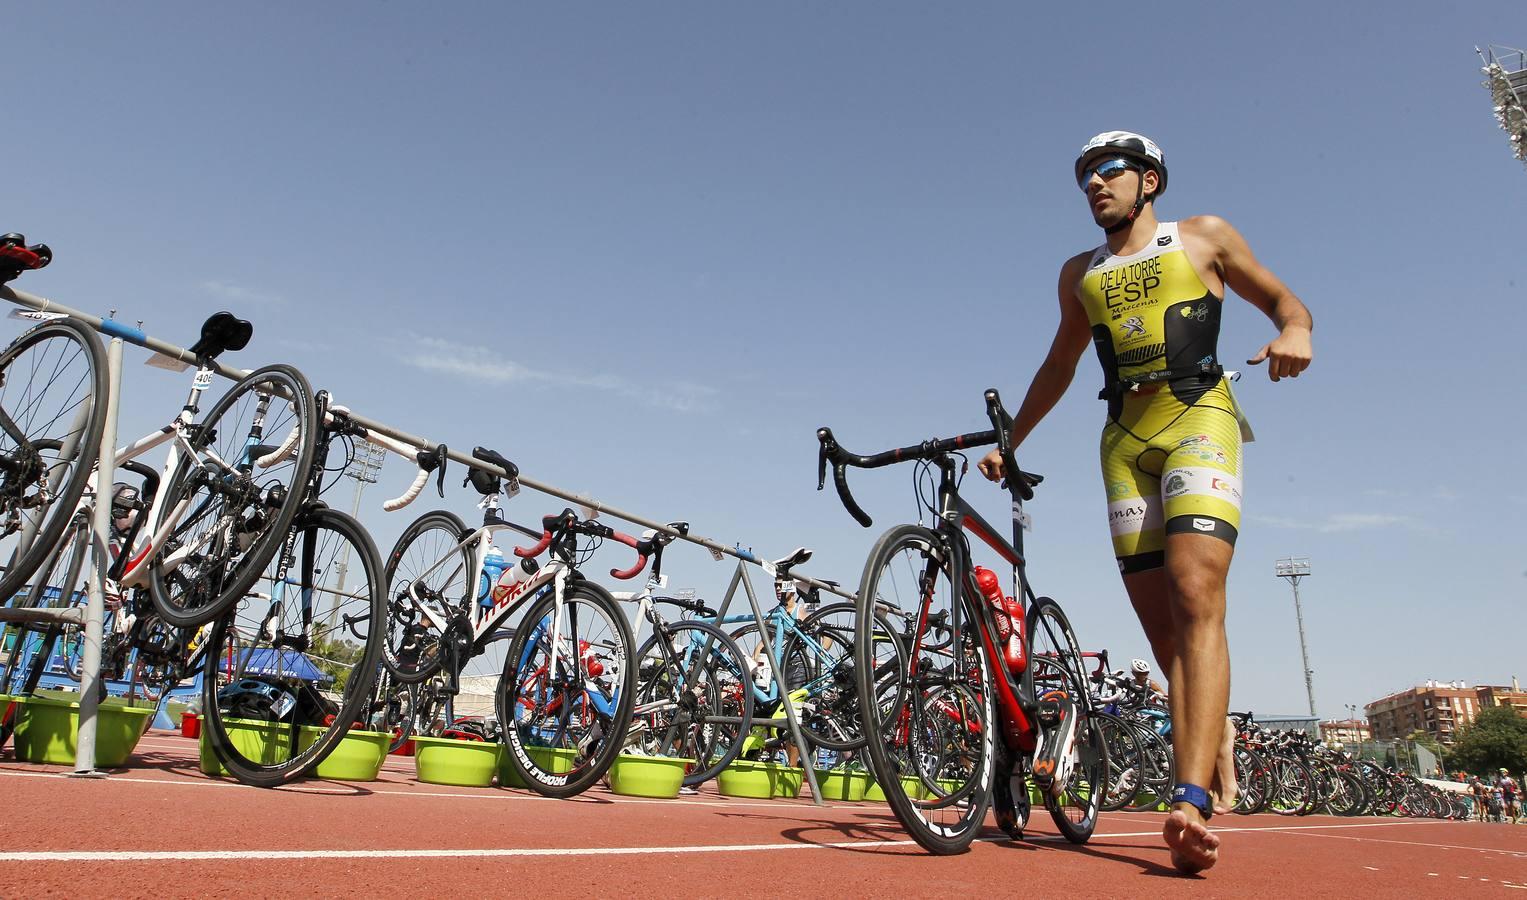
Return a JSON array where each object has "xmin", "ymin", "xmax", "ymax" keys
[{"xmin": 1076, "ymin": 221, "xmax": 1249, "ymax": 574}]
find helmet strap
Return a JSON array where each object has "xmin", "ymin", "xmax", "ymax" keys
[{"xmin": 1104, "ymin": 177, "xmax": 1146, "ymax": 235}]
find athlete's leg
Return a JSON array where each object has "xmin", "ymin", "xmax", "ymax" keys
[
  {"xmin": 1160, "ymin": 530, "xmax": 1232, "ymax": 873},
  {"xmin": 1122, "ymin": 567, "xmax": 1237, "ymax": 815}
]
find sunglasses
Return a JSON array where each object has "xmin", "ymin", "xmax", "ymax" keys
[{"xmin": 1078, "ymin": 157, "xmax": 1138, "ymax": 190}]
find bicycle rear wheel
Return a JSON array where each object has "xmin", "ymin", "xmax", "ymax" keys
[
  {"xmin": 200, "ymin": 507, "xmax": 385, "ymax": 786},
  {"xmin": 853, "ymin": 524, "xmax": 993, "ymax": 855},
  {"xmin": 380, "ymin": 510, "xmax": 470, "ymax": 683},
  {"xmin": 782, "ymin": 601, "xmax": 905, "ymax": 752},
  {"xmin": 1092, "ymin": 710, "xmax": 1143, "ymax": 811},
  {"xmin": 497, "ymin": 580, "xmax": 635, "ymax": 798},
  {"xmin": 0, "ymin": 318, "xmax": 107, "ymax": 602},
  {"xmin": 149, "ymin": 365, "xmax": 317, "ymax": 628},
  {"xmin": 632, "ymin": 619, "xmax": 752, "ymax": 786},
  {"xmin": 1026, "ymin": 597, "xmax": 1105, "ymax": 843}
]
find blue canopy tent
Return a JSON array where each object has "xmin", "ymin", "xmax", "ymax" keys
[{"xmin": 223, "ymin": 647, "xmax": 333, "ymax": 688}]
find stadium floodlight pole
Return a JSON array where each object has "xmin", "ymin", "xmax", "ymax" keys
[
  {"xmin": 1275, "ymin": 557, "xmax": 1316, "ymax": 718},
  {"xmin": 1478, "ymin": 45, "xmax": 1527, "ymax": 170},
  {"xmin": 326, "ymin": 439, "xmax": 386, "ymax": 630}
]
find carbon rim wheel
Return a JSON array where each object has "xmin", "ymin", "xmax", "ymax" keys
[
  {"xmin": 381, "ymin": 510, "xmax": 470, "ymax": 683},
  {"xmin": 498, "ymin": 580, "xmax": 635, "ymax": 798},
  {"xmin": 854, "ymin": 524, "xmax": 993, "ymax": 855},
  {"xmin": 1026, "ymin": 597, "xmax": 1103, "ymax": 843},
  {"xmin": 0, "ymin": 318, "xmax": 107, "ymax": 603},
  {"xmin": 149, "ymin": 365, "xmax": 317, "ymax": 628},
  {"xmin": 200, "ymin": 507, "xmax": 385, "ymax": 786}
]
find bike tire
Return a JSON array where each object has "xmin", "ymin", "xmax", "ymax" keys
[
  {"xmin": 781, "ymin": 601, "xmax": 905, "ymax": 752},
  {"xmin": 1092, "ymin": 710, "xmax": 1144, "ymax": 811},
  {"xmin": 0, "ymin": 318, "xmax": 108, "ymax": 603},
  {"xmin": 200, "ymin": 507, "xmax": 385, "ymax": 787},
  {"xmin": 381, "ymin": 509, "xmax": 470, "ymax": 684},
  {"xmin": 497, "ymin": 579, "xmax": 635, "ymax": 798},
  {"xmin": 149, "ymin": 364, "xmax": 317, "ymax": 628},
  {"xmin": 1026, "ymin": 597, "xmax": 1104, "ymax": 844},
  {"xmin": 633, "ymin": 619, "xmax": 752, "ymax": 786},
  {"xmin": 853, "ymin": 524, "xmax": 994, "ymax": 856}
]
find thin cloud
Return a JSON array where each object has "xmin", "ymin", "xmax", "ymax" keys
[
  {"xmin": 201, "ymin": 280, "xmax": 285, "ymax": 307},
  {"xmin": 400, "ymin": 336, "xmax": 717, "ymax": 413},
  {"xmin": 1252, "ymin": 512, "xmax": 1417, "ymax": 533}
]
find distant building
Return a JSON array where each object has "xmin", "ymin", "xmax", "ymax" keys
[
  {"xmin": 1364, "ymin": 678, "xmax": 1527, "ymax": 745},
  {"xmin": 1476, "ymin": 677, "xmax": 1527, "ymax": 716},
  {"xmin": 1318, "ymin": 718, "xmax": 1370, "ymax": 745}
]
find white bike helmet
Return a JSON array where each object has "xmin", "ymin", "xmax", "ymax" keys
[
  {"xmin": 1130, "ymin": 658, "xmax": 1151, "ymax": 676},
  {"xmin": 1075, "ymin": 131, "xmax": 1168, "ymax": 234}
]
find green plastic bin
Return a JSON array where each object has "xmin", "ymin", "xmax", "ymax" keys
[
  {"xmin": 414, "ymin": 735, "xmax": 500, "ymax": 787},
  {"xmin": 10, "ymin": 695, "xmax": 154, "ymax": 768},
  {"xmin": 813, "ymin": 768, "xmax": 872, "ymax": 801},
  {"xmin": 198, "ymin": 717, "xmax": 299, "ymax": 776},
  {"xmin": 498, "ymin": 744, "xmax": 579, "ymax": 788},
  {"xmin": 717, "ymin": 760, "xmax": 804, "ymax": 799},
  {"xmin": 303, "ymin": 726, "xmax": 391, "ymax": 782},
  {"xmin": 608, "ymin": 754, "xmax": 693, "ymax": 799}
]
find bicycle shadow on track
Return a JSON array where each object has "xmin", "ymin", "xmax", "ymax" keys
[
  {"xmin": 712, "ymin": 810, "xmax": 927, "ymax": 855},
  {"xmin": 122, "ymin": 749, "xmax": 378, "ymax": 797}
]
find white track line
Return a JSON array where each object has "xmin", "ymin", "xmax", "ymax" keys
[{"xmin": 0, "ymin": 820, "xmax": 1461, "ymax": 865}]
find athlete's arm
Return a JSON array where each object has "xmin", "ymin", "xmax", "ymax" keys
[
  {"xmin": 978, "ymin": 253, "xmax": 1093, "ymax": 482},
  {"xmin": 1183, "ymin": 215, "xmax": 1313, "ymax": 382}
]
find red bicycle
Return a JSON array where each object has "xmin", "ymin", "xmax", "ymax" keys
[{"xmin": 818, "ymin": 389, "xmax": 1106, "ymax": 854}]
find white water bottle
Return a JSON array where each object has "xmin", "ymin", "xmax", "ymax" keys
[{"xmin": 491, "ymin": 556, "xmax": 539, "ymax": 604}]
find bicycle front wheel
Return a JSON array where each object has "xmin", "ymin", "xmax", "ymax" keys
[
  {"xmin": 150, "ymin": 365, "xmax": 317, "ymax": 627},
  {"xmin": 854, "ymin": 524, "xmax": 993, "ymax": 856},
  {"xmin": 0, "ymin": 317, "xmax": 107, "ymax": 602},
  {"xmin": 498, "ymin": 580, "xmax": 635, "ymax": 798},
  {"xmin": 380, "ymin": 509, "xmax": 469, "ymax": 683},
  {"xmin": 200, "ymin": 507, "xmax": 385, "ymax": 787}
]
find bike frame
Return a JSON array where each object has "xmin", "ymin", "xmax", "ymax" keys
[
  {"xmin": 398, "ymin": 495, "xmax": 605, "ymax": 685},
  {"xmin": 923, "ymin": 451, "xmax": 1041, "ymax": 752}
]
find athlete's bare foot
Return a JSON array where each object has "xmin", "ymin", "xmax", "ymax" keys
[
  {"xmin": 1210, "ymin": 717, "xmax": 1238, "ymax": 815},
  {"xmin": 1164, "ymin": 806, "xmax": 1220, "ymax": 874}
]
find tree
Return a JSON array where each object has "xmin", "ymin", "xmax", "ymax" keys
[
  {"xmin": 1449, "ymin": 707, "xmax": 1527, "ymax": 776},
  {"xmin": 310, "ymin": 636, "xmax": 365, "ymax": 694}
]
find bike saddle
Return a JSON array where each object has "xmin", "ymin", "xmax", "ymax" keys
[
  {"xmin": 188, "ymin": 311, "xmax": 253, "ymax": 362},
  {"xmin": 773, "ymin": 547, "xmax": 812, "ymax": 575},
  {"xmin": 472, "ymin": 446, "xmax": 518, "ymax": 480}
]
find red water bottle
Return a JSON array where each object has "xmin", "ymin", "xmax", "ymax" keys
[
  {"xmin": 1003, "ymin": 594, "xmax": 1027, "ymax": 673},
  {"xmin": 974, "ymin": 567, "xmax": 1026, "ymax": 675}
]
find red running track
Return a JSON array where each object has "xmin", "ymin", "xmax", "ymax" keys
[{"xmin": 1, "ymin": 730, "xmax": 1524, "ymax": 898}]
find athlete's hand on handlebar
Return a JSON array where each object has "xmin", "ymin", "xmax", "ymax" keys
[{"xmin": 976, "ymin": 449, "xmax": 1005, "ymax": 483}]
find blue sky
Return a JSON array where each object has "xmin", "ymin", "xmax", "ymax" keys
[{"xmin": 7, "ymin": 2, "xmax": 1525, "ymax": 718}]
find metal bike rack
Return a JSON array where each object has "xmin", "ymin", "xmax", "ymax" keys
[
  {"xmin": 3, "ymin": 283, "xmax": 856, "ymax": 802},
  {"xmin": 0, "ymin": 328, "xmax": 124, "ymax": 775}
]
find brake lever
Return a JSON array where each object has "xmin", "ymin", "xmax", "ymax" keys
[{"xmin": 816, "ymin": 429, "xmax": 830, "ymax": 491}]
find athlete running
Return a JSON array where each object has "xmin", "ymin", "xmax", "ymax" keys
[{"xmin": 978, "ymin": 131, "xmax": 1313, "ymax": 873}]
